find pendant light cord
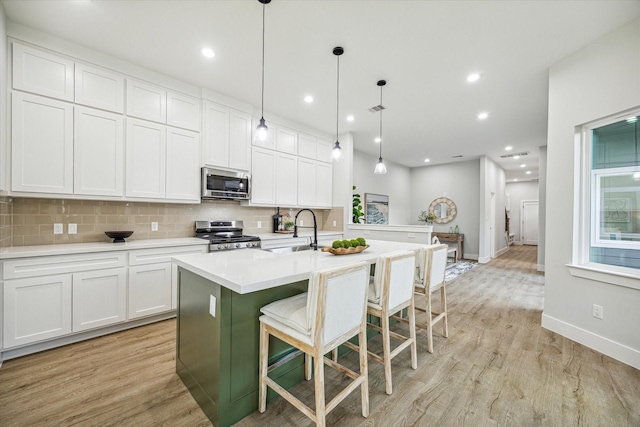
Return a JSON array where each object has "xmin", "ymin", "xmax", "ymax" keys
[
  {"xmin": 336, "ymin": 54, "xmax": 340, "ymax": 141},
  {"xmin": 379, "ymin": 85, "xmax": 383, "ymax": 159},
  {"xmin": 261, "ymin": 1, "xmax": 266, "ymax": 117}
]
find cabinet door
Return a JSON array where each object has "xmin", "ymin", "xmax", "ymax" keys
[
  {"xmin": 316, "ymin": 161, "xmax": 333, "ymax": 208},
  {"xmin": 75, "ymin": 63, "xmax": 124, "ymax": 113},
  {"xmin": 11, "ymin": 92, "xmax": 73, "ymax": 194},
  {"xmin": 72, "ymin": 268, "xmax": 126, "ymax": 332},
  {"xmin": 167, "ymin": 91, "xmax": 200, "ymax": 131},
  {"xmin": 316, "ymin": 139, "xmax": 333, "ymax": 162},
  {"xmin": 276, "ymin": 152, "xmax": 298, "ymax": 206},
  {"xmin": 297, "ymin": 157, "xmax": 317, "ymax": 207},
  {"xmin": 276, "ymin": 126, "xmax": 298, "ymax": 154},
  {"xmin": 298, "ymin": 133, "xmax": 316, "ymax": 159},
  {"xmin": 74, "ymin": 106, "xmax": 124, "ymax": 196},
  {"xmin": 228, "ymin": 110, "xmax": 252, "ymax": 171},
  {"xmin": 12, "ymin": 43, "xmax": 74, "ymax": 101},
  {"xmin": 166, "ymin": 127, "xmax": 201, "ymax": 201},
  {"xmin": 250, "ymin": 147, "xmax": 276, "ymax": 204},
  {"xmin": 3, "ymin": 275, "xmax": 72, "ymax": 348},
  {"xmin": 125, "ymin": 118, "xmax": 166, "ymax": 199},
  {"xmin": 202, "ymin": 101, "xmax": 230, "ymax": 168},
  {"xmin": 126, "ymin": 79, "xmax": 166, "ymax": 123},
  {"xmin": 128, "ymin": 263, "xmax": 173, "ymax": 319}
]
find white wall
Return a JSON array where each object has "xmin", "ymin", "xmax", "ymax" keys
[
  {"xmin": 505, "ymin": 181, "xmax": 539, "ymax": 243},
  {"xmin": 478, "ymin": 156, "xmax": 507, "ymax": 263},
  {"xmin": 410, "ymin": 159, "xmax": 481, "ymax": 260},
  {"xmin": 353, "ymin": 149, "xmax": 412, "ymax": 225},
  {"xmin": 544, "ymin": 17, "xmax": 640, "ymax": 368}
]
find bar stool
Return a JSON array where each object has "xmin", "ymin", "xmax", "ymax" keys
[
  {"xmin": 337, "ymin": 250, "xmax": 417, "ymax": 395},
  {"xmin": 413, "ymin": 244, "xmax": 449, "ymax": 353},
  {"xmin": 258, "ymin": 261, "xmax": 370, "ymax": 427}
]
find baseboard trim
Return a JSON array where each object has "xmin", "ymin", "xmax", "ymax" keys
[
  {"xmin": 477, "ymin": 255, "xmax": 491, "ymax": 264},
  {"xmin": 537, "ymin": 264, "xmax": 545, "ymax": 272},
  {"xmin": 496, "ymin": 247, "xmax": 509, "ymax": 257},
  {"xmin": 541, "ymin": 313, "xmax": 640, "ymax": 369}
]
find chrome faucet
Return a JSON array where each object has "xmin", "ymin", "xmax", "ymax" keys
[{"xmin": 292, "ymin": 209, "xmax": 318, "ymax": 250}]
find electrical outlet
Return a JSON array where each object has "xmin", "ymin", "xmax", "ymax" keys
[
  {"xmin": 593, "ymin": 304, "xmax": 603, "ymax": 319},
  {"xmin": 333, "ymin": 220, "xmax": 337, "ymax": 227},
  {"xmin": 257, "ymin": 221, "xmax": 262, "ymax": 228},
  {"xmin": 53, "ymin": 223, "xmax": 63, "ymax": 234},
  {"xmin": 68, "ymin": 223, "xmax": 77, "ymax": 234},
  {"xmin": 151, "ymin": 222, "xmax": 158, "ymax": 231},
  {"xmin": 300, "ymin": 220, "xmax": 304, "ymax": 226},
  {"xmin": 209, "ymin": 295, "xmax": 217, "ymax": 317}
]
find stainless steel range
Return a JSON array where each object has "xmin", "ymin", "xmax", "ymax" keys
[{"xmin": 195, "ymin": 220, "xmax": 261, "ymax": 252}]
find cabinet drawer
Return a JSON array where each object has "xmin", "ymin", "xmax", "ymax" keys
[
  {"xmin": 2, "ymin": 252, "xmax": 126, "ymax": 280},
  {"xmin": 128, "ymin": 245, "xmax": 207, "ymax": 265}
]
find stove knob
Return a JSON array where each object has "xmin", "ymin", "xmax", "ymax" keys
[
  {"xmin": 217, "ymin": 244, "xmax": 224, "ymax": 250},
  {"xmin": 225, "ymin": 244, "xmax": 231, "ymax": 249},
  {"xmin": 245, "ymin": 242, "xmax": 252, "ymax": 247},
  {"xmin": 235, "ymin": 243, "xmax": 241, "ymax": 248}
]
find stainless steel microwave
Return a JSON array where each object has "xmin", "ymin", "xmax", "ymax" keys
[{"xmin": 201, "ymin": 167, "xmax": 250, "ymax": 200}]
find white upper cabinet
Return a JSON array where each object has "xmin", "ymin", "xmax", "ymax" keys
[
  {"xmin": 276, "ymin": 126, "xmax": 298, "ymax": 154},
  {"xmin": 12, "ymin": 92, "xmax": 74, "ymax": 194},
  {"xmin": 12, "ymin": 43, "xmax": 74, "ymax": 102},
  {"xmin": 125, "ymin": 118, "xmax": 166, "ymax": 199},
  {"xmin": 250, "ymin": 147, "xmax": 277, "ymax": 205},
  {"xmin": 297, "ymin": 157, "xmax": 317, "ymax": 207},
  {"xmin": 75, "ymin": 63, "xmax": 124, "ymax": 113},
  {"xmin": 316, "ymin": 161, "xmax": 333, "ymax": 208},
  {"xmin": 74, "ymin": 106, "xmax": 124, "ymax": 197},
  {"xmin": 203, "ymin": 101, "xmax": 251, "ymax": 171},
  {"xmin": 167, "ymin": 91, "xmax": 200, "ymax": 131},
  {"xmin": 276, "ymin": 152, "xmax": 298, "ymax": 206},
  {"xmin": 228, "ymin": 110, "xmax": 252, "ymax": 171},
  {"xmin": 126, "ymin": 79, "xmax": 166, "ymax": 123},
  {"xmin": 298, "ymin": 133, "xmax": 317, "ymax": 159},
  {"xmin": 316, "ymin": 139, "xmax": 333, "ymax": 163},
  {"xmin": 166, "ymin": 127, "xmax": 200, "ymax": 201}
]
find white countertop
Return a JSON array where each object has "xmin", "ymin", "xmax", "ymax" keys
[
  {"xmin": 172, "ymin": 239, "xmax": 424, "ymax": 294},
  {"xmin": 0, "ymin": 238, "xmax": 209, "ymax": 259}
]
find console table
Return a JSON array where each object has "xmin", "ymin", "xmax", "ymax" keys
[{"xmin": 432, "ymin": 232, "xmax": 464, "ymax": 261}]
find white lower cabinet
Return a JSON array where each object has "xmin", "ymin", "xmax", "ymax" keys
[
  {"xmin": 72, "ymin": 268, "xmax": 126, "ymax": 332},
  {"xmin": 3, "ymin": 275, "xmax": 72, "ymax": 348},
  {"xmin": 128, "ymin": 263, "xmax": 172, "ymax": 319}
]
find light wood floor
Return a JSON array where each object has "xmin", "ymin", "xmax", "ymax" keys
[{"xmin": 1, "ymin": 245, "xmax": 639, "ymax": 426}]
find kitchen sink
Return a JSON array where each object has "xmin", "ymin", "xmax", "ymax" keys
[{"xmin": 262, "ymin": 245, "xmax": 324, "ymax": 254}]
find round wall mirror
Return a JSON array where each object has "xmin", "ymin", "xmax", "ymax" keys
[{"xmin": 429, "ymin": 197, "xmax": 457, "ymax": 224}]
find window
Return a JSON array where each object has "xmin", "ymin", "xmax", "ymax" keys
[{"xmin": 578, "ymin": 110, "xmax": 640, "ymax": 272}]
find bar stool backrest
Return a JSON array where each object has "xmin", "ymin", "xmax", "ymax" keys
[
  {"xmin": 421, "ymin": 244, "xmax": 448, "ymax": 292},
  {"xmin": 372, "ymin": 251, "xmax": 417, "ymax": 310}
]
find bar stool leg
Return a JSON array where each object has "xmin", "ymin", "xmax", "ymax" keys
[
  {"xmin": 381, "ymin": 314, "xmax": 392, "ymax": 395},
  {"xmin": 441, "ymin": 285, "xmax": 449, "ymax": 338},
  {"xmin": 409, "ymin": 297, "xmax": 417, "ymax": 369},
  {"xmin": 305, "ymin": 353, "xmax": 312, "ymax": 381},
  {"xmin": 359, "ymin": 323, "xmax": 369, "ymax": 417},
  {"xmin": 426, "ymin": 290, "xmax": 434, "ymax": 354},
  {"xmin": 258, "ymin": 324, "xmax": 269, "ymax": 413},
  {"xmin": 314, "ymin": 346, "xmax": 326, "ymax": 427}
]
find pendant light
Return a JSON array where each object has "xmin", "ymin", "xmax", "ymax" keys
[
  {"xmin": 253, "ymin": 0, "xmax": 272, "ymax": 145},
  {"xmin": 374, "ymin": 79, "xmax": 388, "ymax": 174},
  {"xmin": 331, "ymin": 46, "xmax": 344, "ymax": 162}
]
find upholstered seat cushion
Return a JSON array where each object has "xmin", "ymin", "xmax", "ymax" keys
[{"xmin": 260, "ymin": 293, "xmax": 310, "ymax": 335}]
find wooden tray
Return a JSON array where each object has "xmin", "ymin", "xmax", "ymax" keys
[
  {"xmin": 275, "ymin": 230, "xmax": 294, "ymax": 234},
  {"xmin": 321, "ymin": 245, "xmax": 369, "ymax": 255}
]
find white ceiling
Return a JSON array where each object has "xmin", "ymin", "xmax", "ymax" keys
[{"xmin": 3, "ymin": 0, "xmax": 639, "ymax": 182}]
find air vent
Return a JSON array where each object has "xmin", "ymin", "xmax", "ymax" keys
[
  {"xmin": 451, "ymin": 155, "xmax": 463, "ymax": 158},
  {"xmin": 368, "ymin": 105, "xmax": 385, "ymax": 113},
  {"xmin": 500, "ymin": 151, "xmax": 530, "ymax": 158}
]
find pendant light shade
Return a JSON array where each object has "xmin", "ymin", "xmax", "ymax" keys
[
  {"xmin": 373, "ymin": 79, "xmax": 387, "ymax": 174},
  {"xmin": 253, "ymin": 0, "xmax": 272, "ymax": 145},
  {"xmin": 331, "ymin": 46, "xmax": 344, "ymax": 162}
]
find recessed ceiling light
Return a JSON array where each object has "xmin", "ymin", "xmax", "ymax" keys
[
  {"xmin": 520, "ymin": 164, "xmax": 526, "ymax": 168},
  {"xmin": 526, "ymin": 171, "xmax": 531, "ymax": 175},
  {"xmin": 424, "ymin": 158, "xmax": 430, "ymax": 163},
  {"xmin": 467, "ymin": 73, "xmax": 481, "ymax": 82},
  {"xmin": 201, "ymin": 47, "xmax": 215, "ymax": 58},
  {"xmin": 478, "ymin": 112, "xmax": 489, "ymax": 120},
  {"xmin": 304, "ymin": 95, "xmax": 313, "ymax": 103},
  {"xmin": 513, "ymin": 155, "xmax": 520, "ymax": 160},
  {"xmin": 505, "ymin": 146, "xmax": 513, "ymax": 151},
  {"xmin": 375, "ymin": 137, "xmax": 381, "ymax": 143},
  {"xmin": 346, "ymin": 115, "xmax": 355, "ymax": 122}
]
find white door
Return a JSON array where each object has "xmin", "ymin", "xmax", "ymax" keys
[
  {"xmin": 276, "ymin": 152, "xmax": 298, "ymax": 206},
  {"xmin": 125, "ymin": 118, "xmax": 166, "ymax": 199},
  {"xmin": 522, "ymin": 200, "xmax": 539, "ymax": 245},
  {"xmin": 128, "ymin": 263, "xmax": 172, "ymax": 319},
  {"xmin": 72, "ymin": 268, "xmax": 126, "ymax": 332},
  {"xmin": 74, "ymin": 106, "xmax": 124, "ymax": 196},
  {"xmin": 12, "ymin": 92, "xmax": 74, "ymax": 194},
  {"xmin": 3, "ymin": 275, "xmax": 72, "ymax": 348},
  {"xmin": 297, "ymin": 157, "xmax": 316, "ymax": 207},
  {"xmin": 250, "ymin": 147, "xmax": 277, "ymax": 204},
  {"xmin": 228, "ymin": 110, "xmax": 252, "ymax": 171},
  {"xmin": 166, "ymin": 127, "xmax": 201, "ymax": 201}
]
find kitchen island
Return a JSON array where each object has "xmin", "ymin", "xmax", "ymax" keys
[{"xmin": 172, "ymin": 240, "xmax": 425, "ymax": 427}]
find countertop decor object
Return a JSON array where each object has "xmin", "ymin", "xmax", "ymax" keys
[
  {"xmin": 105, "ymin": 231, "xmax": 134, "ymax": 243},
  {"xmin": 321, "ymin": 244, "xmax": 369, "ymax": 255}
]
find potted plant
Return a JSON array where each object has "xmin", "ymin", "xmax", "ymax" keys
[
  {"xmin": 418, "ymin": 210, "xmax": 436, "ymax": 225},
  {"xmin": 284, "ymin": 220, "xmax": 295, "ymax": 231}
]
